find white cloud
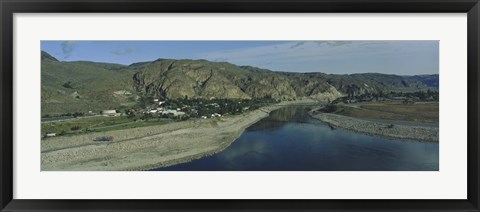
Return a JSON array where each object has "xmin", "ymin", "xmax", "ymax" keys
[
  {"xmin": 199, "ymin": 41, "xmax": 438, "ymax": 74},
  {"xmin": 60, "ymin": 41, "xmax": 78, "ymax": 58}
]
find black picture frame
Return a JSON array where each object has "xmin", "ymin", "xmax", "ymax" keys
[{"xmin": 1, "ymin": 0, "xmax": 479, "ymax": 211}]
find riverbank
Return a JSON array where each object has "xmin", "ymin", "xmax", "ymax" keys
[
  {"xmin": 310, "ymin": 112, "xmax": 439, "ymax": 143},
  {"xmin": 41, "ymin": 99, "xmax": 316, "ymax": 171}
]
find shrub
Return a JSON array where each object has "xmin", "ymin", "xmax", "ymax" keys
[
  {"xmin": 250, "ymin": 105, "xmax": 259, "ymax": 110},
  {"xmin": 62, "ymin": 81, "xmax": 73, "ymax": 89},
  {"xmin": 72, "ymin": 112, "xmax": 84, "ymax": 118},
  {"xmin": 71, "ymin": 126, "xmax": 81, "ymax": 131},
  {"xmin": 320, "ymin": 104, "xmax": 338, "ymax": 113}
]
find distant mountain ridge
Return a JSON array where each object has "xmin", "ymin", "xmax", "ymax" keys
[{"xmin": 41, "ymin": 51, "xmax": 439, "ymax": 114}]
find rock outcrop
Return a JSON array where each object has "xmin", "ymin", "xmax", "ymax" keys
[{"xmin": 132, "ymin": 59, "xmax": 343, "ymax": 101}]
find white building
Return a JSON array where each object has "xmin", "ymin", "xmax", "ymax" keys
[
  {"xmin": 162, "ymin": 110, "xmax": 185, "ymax": 117},
  {"xmin": 162, "ymin": 109, "xmax": 177, "ymax": 115},
  {"xmin": 102, "ymin": 110, "xmax": 121, "ymax": 116},
  {"xmin": 211, "ymin": 113, "xmax": 222, "ymax": 117},
  {"xmin": 174, "ymin": 111, "xmax": 186, "ymax": 117},
  {"xmin": 46, "ymin": 133, "xmax": 56, "ymax": 137}
]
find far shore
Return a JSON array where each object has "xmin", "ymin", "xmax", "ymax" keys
[
  {"xmin": 310, "ymin": 112, "xmax": 439, "ymax": 143},
  {"xmin": 41, "ymin": 98, "xmax": 319, "ymax": 171}
]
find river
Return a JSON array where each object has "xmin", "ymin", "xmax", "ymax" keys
[{"xmin": 153, "ymin": 106, "xmax": 439, "ymax": 171}]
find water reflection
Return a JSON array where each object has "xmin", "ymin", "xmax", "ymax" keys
[
  {"xmin": 154, "ymin": 106, "xmax": 439, "ymax": 171},
  {"xmin": 248, "ymin": 106, "xmax": 311, "ymax": 131}
]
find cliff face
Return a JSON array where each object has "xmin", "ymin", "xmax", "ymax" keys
[
  {"xmin": 132, "ymin": 59, "xmax": 252, "ymax": 100},
  {"xmin": 132, "ymin": 60, "xmax": 343, "ymax": 101}
]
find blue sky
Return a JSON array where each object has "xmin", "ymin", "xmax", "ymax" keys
[{"xmin": 41, "ymin": 41, "xmax": 439, "ymax": 75}]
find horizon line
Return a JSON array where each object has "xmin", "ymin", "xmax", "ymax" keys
[{"xmin": 41, "ymin": 50, "xmax": 438, "ymax": 76}]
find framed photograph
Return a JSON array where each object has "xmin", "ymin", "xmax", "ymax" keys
[{"xmin": 1, "ymin": 0, "xmax": 479, "ymax": 211}]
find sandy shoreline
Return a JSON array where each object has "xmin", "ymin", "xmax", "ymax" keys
[
  {"xmin": 41, "ymin": 99, "xmax": 317, "ymax": 171},
  {"xmin": 310, "ymin": 112, "xmax": 439, "ymax": 143}
]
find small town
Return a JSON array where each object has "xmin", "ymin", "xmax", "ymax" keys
[{"xmin": 41, "ymin": 97, "xmax": 278, "ymax": 138}]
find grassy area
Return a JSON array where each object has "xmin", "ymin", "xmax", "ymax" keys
[
  {"xmin": 331, "ymin": 101, "xmax": 439, "ymax": 123},
  {"xmin": 41, "ymin": 115, "xmax": 171, "ymax": 137},
  {"xmin": 41, "ymin": 97, "xmax": 278, "ymax": 138}
]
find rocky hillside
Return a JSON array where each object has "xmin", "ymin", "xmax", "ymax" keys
[
  {"xmin": 132, "ymin": 59, "xmax": 438, "ymax": 101},
  {"xmin": 41, "ymin": 51, "xmax": 439, "ymax": 115},
  {"xmin": 132, "ymin": 60, "xmax": 341, "ymax": 101},
  {"xmin": 294, "ymin": 72, "xmax": 439, "ymax": 96}
]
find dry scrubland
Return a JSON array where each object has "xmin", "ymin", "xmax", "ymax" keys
[
  {"xmin": 41, "ymin": 99, "xmax": 316, "ymax": 171},
  {"xmin": 333, "ymin": 102, "xmax": 439, "ymax": 123},
  {"xmin": 311, "ymin": 102, "xmax": 439, "ymax": 143}
]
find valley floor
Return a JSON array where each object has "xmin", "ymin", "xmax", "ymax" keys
[
  {"xmin": 310, "ymin": 102, "xmax": 439, "ymax": 143},
  {"xmin": 41, "ymin": 99, "xmax": 318, "ymax": 171}
]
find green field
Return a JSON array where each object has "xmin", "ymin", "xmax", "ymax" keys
[{"xmin": 41, "ymin": 115, "xmax": 171, "ymax": 137}]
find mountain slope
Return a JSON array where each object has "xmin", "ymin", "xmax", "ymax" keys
[
  {"xmin": 41, "ymin": 51, "xmax": 439, "ymax": 115},
  {"xmin": 41, "ymin": 52, "xmax": 138, "ymax": 115},
  {"xmin": 132, "ymin": 60, "xmax": 345, "ymax": 101},
  {"xmin": 132, "ymin": 59, "xmax": 252, "ymax": 100},
  {"xmin": 297, "ymin": 72, "xmax": 439, "ymax": 96}
]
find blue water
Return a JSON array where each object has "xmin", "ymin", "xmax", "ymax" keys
[{"xmin": 153, "ymin": 106, "xmax": 439, "ymax": 171}]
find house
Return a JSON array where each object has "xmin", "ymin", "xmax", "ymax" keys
[
  {"xmin": 102, "ymin": 110, "xmax": 121, "ymax": 116},
  {"xmin": 174, "ymin": 111, "xmax": 186, "ymax": 117},
  {"xmin": 46, "ymin": 133, "xmax": 56, "ymax": 137},
  {"xmin": 162, "ymin": 109, "xmax": 178, "ymax": 115},
  {"xmin": 149, "ymin": 109, "xmax": 158, "ymax": 113},
  {"xmin": 154, "ymin": 99, "xmax": 159, "ymax": 102},
  {"xmin": 201, "ymin": 116, "xmax": 207, "ymax": 119},
  {"xmin": 211, "ymin": 113, "xmax": 222, "ymax": 117},
  {"xmin": 158, "ymin": 101, "xmax": 165, "ymax": 106}
]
